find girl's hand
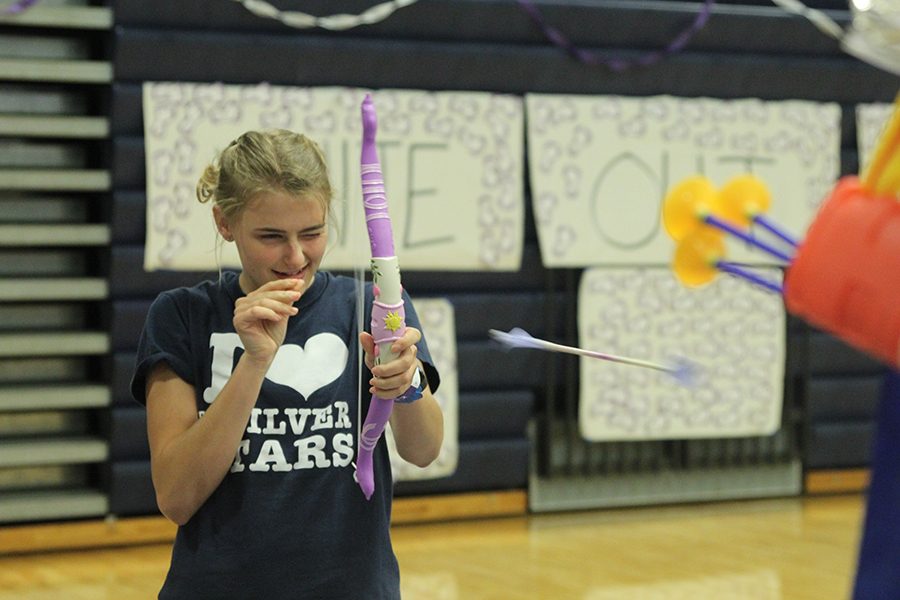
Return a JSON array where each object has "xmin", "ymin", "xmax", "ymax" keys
[
  {"xmin": 359, "ymin": 327, "xmax": 422, "ymax": 399},
  {"xmin": 234, "ymin": 278, "xmax": 303, "ymax": 366}
]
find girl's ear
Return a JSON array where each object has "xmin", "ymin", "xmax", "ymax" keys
[{"xmin": 213, "ymin": 205, "xmax": 234, "ymax": 242}]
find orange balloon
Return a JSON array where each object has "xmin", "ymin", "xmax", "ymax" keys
[
  {"xmin": 672, "ymin": 229, "xmax": 725, "ymax": 287},
  {"xmin": 716, "ymin": 174, "xmax": 771, "ymax": 226},
  {"xmin": 663, "ymin": 176, "xmax": 719, "ymax": 241}
]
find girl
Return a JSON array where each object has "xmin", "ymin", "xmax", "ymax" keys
[{"xmin": 131, "ymin": 129, "xmax": 443, "ymax": 599}]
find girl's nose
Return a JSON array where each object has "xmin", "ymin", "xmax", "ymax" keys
[{"xmin": 284, "ymin": 241, "xmax": 305, "ymax": 264}]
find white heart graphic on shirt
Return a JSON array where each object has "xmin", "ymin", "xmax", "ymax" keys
[{"xmin": 266, "ymin": 333, "xmax": 349, "ymax": 400}]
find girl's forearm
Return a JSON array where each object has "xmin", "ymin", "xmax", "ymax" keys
[
  {"xmin": 153, "ymin": 356, "xmax": 269, "ymax": 524},
  {"xmin": 389, "ymin": 391, "xmax": 444, "ymax": 468}
]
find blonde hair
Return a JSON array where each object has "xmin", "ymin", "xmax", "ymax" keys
[{"xmin": 196, "ymin": 129, "xmax": 333, "ymax": 221}]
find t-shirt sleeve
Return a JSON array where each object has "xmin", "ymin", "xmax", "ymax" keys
[
  {"xmin": 398, "ymin": 288, "xmax": 441, "ymax": 395},
  {"xmin": 130, "ymin": 291, "xmax": 196, "ymax": 406}
]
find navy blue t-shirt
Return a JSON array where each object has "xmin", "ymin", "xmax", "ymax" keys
[{"xmin": 131, "ymin": 271, "xmax": 439, "ymax": 600}]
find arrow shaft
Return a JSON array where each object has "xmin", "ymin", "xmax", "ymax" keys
[{"xmin": 536, "ymin": 338, "xmax": 673, "ymax": 372}]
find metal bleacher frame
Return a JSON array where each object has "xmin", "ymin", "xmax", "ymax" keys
[{"xmin": 0, "ymin": 0, "xmax": 112, "ymax": 524}]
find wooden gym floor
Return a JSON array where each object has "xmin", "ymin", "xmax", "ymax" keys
[{"xmin": 0, "ymin": 494, "xmax": 864, "ymax": 599}]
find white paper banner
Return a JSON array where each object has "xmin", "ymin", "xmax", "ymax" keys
[
  {"xmin": 579, "ymin": 267, "xmax": 785, "ymax": 441},
  {"xmin": 143, "ymin": 83, "xmax": 524, "ymax": 271},
  {"xmin": 388, "ymin": 297, "xmax": 458, "ymax": 481},
  {"xmin": 857, "ymin": 102, "xmax": 893, "ymax": 172},
  {"xmin": 527, "ymin": 94, "xmax": 840, "ymax": 267}
]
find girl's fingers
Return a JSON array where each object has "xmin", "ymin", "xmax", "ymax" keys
[
  {"xmin": 371, "ymin": 360, "xmax": 417, "ymax": 392},
  {"xmin": 241, "ymin": 295, "xmax": 299, "ymax": 315},
  {"xmin": 244, "ymin": 290, "xmax": 301, "ymax": 306},
  {"xmin": 358, "ymin": 331, "xmax": 374, "ymax": 350},
  {"xmin": 238, "ymin": 294, "xmax": 299, "ymax": 313},
  {"xmin": 242, "ymin": 306, "xmax": 282, "ymax": 323},
  {"xmin": 371, "ymin": 345, "xmax": 416, "ymax": 377},
  {"xmin": 253, "ymin": 298, "xmax": 298, "ymax": 314},
  {"xmin": 390, "ymin": 327, "xmax": 421, "ymax": 354},
  {"xmin": 270, "ymin": 290, "xmax": 302, "ymax": 301},
  {"xmin": 257, "ymin": 278, "xmax": 304, "ymax": 292},
  {"xmin": 238, "ymin": 279, "xmax": 303, "ymax": 311},
  {"xmin": 237, "ymin": 302, "xmax": 296, "ymax": 322},
  {"xmin": 370, "ymin": 364, "xmax": 417, "ymax": 397},
  {"xmin": 358, "ymin": 333, "xmax": 376, "ymax": 369}
]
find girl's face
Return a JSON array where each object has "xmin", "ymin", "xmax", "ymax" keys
[{"xmin": 215, "ymin": 190, "xmax": 328, "ymax": 295}]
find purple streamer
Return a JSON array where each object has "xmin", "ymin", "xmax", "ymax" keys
[
  {"xmin": 704, "ymin": 214, "xmax": 794, "ymax": 263},
  {"xmin": 754, "ymin": 215, "xmax": 799, "ymax": 248},
  {"xmin": 517, "ymin": 0, "xmax": 715, "ymax": 72},
  {"xmin": 3, "ymin": 0, "xmax": 40, "ymax": 15},
  {"xmin": 716, "ymin": 261, "xmax": 784, "ymax": 295}
]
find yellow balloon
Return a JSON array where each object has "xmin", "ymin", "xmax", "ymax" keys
[
  {"xmin": 663, "ymin": 176, "xmax": 719, "ymax": 241},
  {"xmin": 672, "ymin": 229, "xmax": 725, "ymax": 287},
  {"xmin": 716, "ymin": 174, "xmax": 771, "ymax": 226}
]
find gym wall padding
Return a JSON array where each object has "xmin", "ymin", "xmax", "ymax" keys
[{"xmin": 108, "ymin": 0, "xmax": 897, "ymax": 515}]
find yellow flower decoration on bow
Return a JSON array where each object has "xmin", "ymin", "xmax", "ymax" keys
[{"xmin": 383, "ymin": 311, "xmax": 403, "ymax": 332}]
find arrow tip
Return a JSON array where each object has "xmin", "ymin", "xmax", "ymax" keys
[{"xmin": 669, "ymin": 356, "xmax": 700, "ymax": 387}]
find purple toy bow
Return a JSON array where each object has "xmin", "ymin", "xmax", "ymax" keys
[{"xmin": 354, "ymin": 94, "xmax": 407, "ymax": 500}]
